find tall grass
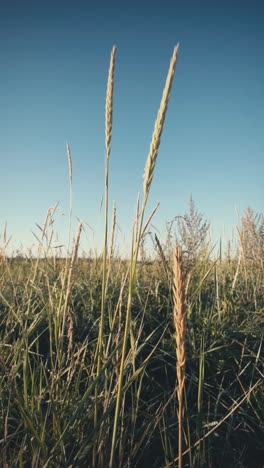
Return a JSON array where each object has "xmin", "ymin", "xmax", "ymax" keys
[
  {"xmin": 0, "ymin": 46, "xmax": 263, "ymax": 468},
  {"xmin": 94, "ymin": 45, "xmax": 116, "ymax": 466},
  {"xmin": 110, "ymin": 43, "xmax": 179, "ymax": 467},
  {"xmin": 173, "ymin": 246, "xmax": 186, "ymax": 468}
]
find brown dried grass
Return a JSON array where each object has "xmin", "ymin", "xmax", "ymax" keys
[
  {"xmin": 143, "ymin": 44, "xmax": 179, "ymax": 200},
  {"xmin": 105, "ymin": 46, "xmax": 116, "ymax": 158},
  {"xmin": 173, "ymin": 244, "xmax": 186, "ymax": 468}
]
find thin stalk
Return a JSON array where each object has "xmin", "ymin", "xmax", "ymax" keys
[
  {"xmin": 96, "ymin": 45, "xmax": 116, "ymax": 370},
  {"xmin": 173, "ymin": 246, "xmax": 186, "ymax": 468},
  {"xmin": 110, "ymin": 44, "xmax": 179, "ymax": 467},
  {"xmin": 94, "ymin": 45, "xmax": 116, "ymax": 466},
  {"xmin": 66, "ymin": 143, "xmax": 73, "ymax": 257}
]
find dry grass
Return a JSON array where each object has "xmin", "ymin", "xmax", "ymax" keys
[
  {"xmin": 110, "ymin": 45, "xmax": 180, "ymax": 467},
  {"xmin": 173, "ymin": 245, "xmax": 186, "ymax": 468},
  {"xmin": 105, "ymin": 46, "xmax": 116, "ymax": 158},
  {"xmin": 143, "ymin": 43, "xmax": 179, "ymax": 200},
  {"xmin": 1, "ymin": 45, "xmax": 263, "ymax": 468}
]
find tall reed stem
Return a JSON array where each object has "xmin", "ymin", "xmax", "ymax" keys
[
  {"xmin": 94, "ymin": 45, "xmax": 116, "ymax": 466},
  {"xmin": 173, "ymin": 245, "xmax": 186, "ymax": 468},
  {"xmin": 110, "ymin": 44, "xmax": 179, "ymax": 468},
  {"xmin": 66, "ymin": 143, "xmax": 73, "ymax": 255}
]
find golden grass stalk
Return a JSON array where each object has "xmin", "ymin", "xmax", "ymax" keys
[
  {"xmin": 173, "ymin": 245, "xmax": 186, "ymax": 468},
  {"xmin": 110, "ymin": 45, "xmax": 179, "ymax": 468},
  {"xmin": 94, "ymin": 46, "xmax": 116, "ymax": 467},
  {"xmin": 143, "ymin": 43, "xmax": 179, "ymax": 201},
  {"xmin": 97, "ymin": 45, "xmax": 117, "ymax": 369},
  {"xmin": 66, "ymin": 143, "xmax": 73, "ymax": 255},
  {"xmin": 105, "ymin": 46, "xmax": 116, "ymax": 158}
]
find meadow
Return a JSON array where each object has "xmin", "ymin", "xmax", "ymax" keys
[{"xmin": 1, "ymin": 46, "xmax": 263, "ymax": 467}]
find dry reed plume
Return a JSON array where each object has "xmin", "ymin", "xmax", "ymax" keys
[
  {"xmin": 173, "ymin": 245, "xmax": 186, "ymax": 468},
  {"xmin": 105, "ymin": 46, "xmax": 116, "ymax": 158},
  {"xmin": 143, "ymin": 44, "xmax": 179, "ymax": 199}
]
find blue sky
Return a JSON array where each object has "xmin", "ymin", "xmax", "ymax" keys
[{"xmin": 1, "ymin": 0, "xmax": 264, "ymax": 255}]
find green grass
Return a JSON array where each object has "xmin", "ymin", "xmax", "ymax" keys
[{"xmin": 0, "ymin": 251, "xmax": 263, "ymax": 467}]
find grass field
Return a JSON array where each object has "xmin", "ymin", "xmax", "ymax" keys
[{"xmin": 1, "ymin": 46, "xmax": 263, "ymax": 467}]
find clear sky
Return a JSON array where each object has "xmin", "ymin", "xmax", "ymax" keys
[{"xmin": 1, "ymin": 0, "xmax": 264, "ymax": 256}]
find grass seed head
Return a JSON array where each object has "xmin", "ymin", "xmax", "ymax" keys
[
  {"xmin": 143, "ymin": 44, "xmax": 179, "ymax": 200},
  {"xmin": 105, "ymin": 46, "xmax": 116, "ymax": 158}
]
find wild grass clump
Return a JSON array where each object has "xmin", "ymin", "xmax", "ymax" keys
[{"xmin": 1, "ymin": 46, "xmax": 264, "ymax": 468}]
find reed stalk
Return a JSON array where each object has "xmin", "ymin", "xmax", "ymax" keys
[
  {"xmin": 94, "ymin": 45, "xmax": 116, "ymax": 466},
  {"xmin": 173, "ymin": 245, "xmax": 186, "ymax": 468},
  {"xmin": 66, "ymin": 143, "xmax": 73, "ymax": 255},
  {"xmin": 110, "ymin": 44, "xmax": 179, "ymax": 468},
  {"xmin": 98, "ymin": 45, "xmax": 116, "ymax": 363}
]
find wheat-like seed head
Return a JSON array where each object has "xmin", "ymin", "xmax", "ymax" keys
[
  {"xmin": 105, "ymin": 46, "xmax": 116, "ymax": 158},
  {"xmin": 173, "ymin": 245, "xmax": 186, "ymax": 396},
  {"xmin": 143, "ymin": 44, "xmax": 179, "ymax": 200}
]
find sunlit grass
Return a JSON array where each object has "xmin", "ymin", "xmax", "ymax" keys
[{"xmin": 0, "ymin": 46, "xmax": 263, "ymax": 468}]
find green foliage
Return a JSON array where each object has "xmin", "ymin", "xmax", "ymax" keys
[{"xmin": 0, "ymin": 241, "xmax": 263, "ymax": 467}]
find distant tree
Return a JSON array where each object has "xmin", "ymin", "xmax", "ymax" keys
[
  {"xmin": 175, "ymin": 196, "xmax": 210, "ymax": 264},
  {"xmin": 238, "ymin": 207, "xmax": 264, "ymax": 264}
]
